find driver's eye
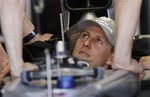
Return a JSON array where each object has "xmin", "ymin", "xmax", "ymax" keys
[
  {"xmin": 80, "ymin": 31, "xmax": 89, "ymax": 40},
  {"xmin": 97, "ymin": 38, "xmax": 103, "ymax": 44}
]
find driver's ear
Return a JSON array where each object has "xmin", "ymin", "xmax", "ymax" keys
[
  {"xmin": 106, "ymin": 57, "xmax": 113, "ymax": 65},
  {"xmin": 105, "ymin": 54, "xmax": 114, "ymax": 69}
]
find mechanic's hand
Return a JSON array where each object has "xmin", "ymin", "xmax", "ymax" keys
[
  {"xmin": 139, "ymin": 56, "xmax": 150, "ymax": 70},
  {"xmin": 23, "ymin": 62, "xmax": 38, "ymax": 71},
  {"xmin": 112, "ymin": 58, "xmax": 144, "ymax": 80},
  {"xmin": 25, "ymin": 33, "xmax": 53, "ymax": 45}
]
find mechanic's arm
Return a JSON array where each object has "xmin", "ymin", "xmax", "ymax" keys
[
  {"xmin": 0, "ymin": 44, "xmax": 9, "ymax": 85},
  {"xmin": 113, "ymin": 0, "xmax": 143, "ymax": 74}
]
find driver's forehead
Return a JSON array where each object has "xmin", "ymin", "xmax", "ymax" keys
[
  {"xmin": 82, "ymin": 26, "xmax": 105, "ymax": 35},
  {"xmin": 80, "ymin": 26, "xmax": 109, "ymax": 41}
]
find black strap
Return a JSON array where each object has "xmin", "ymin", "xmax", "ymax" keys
[{"xmin": 23, "ymin": 29, "xmax": 39, "ymax": 43}]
